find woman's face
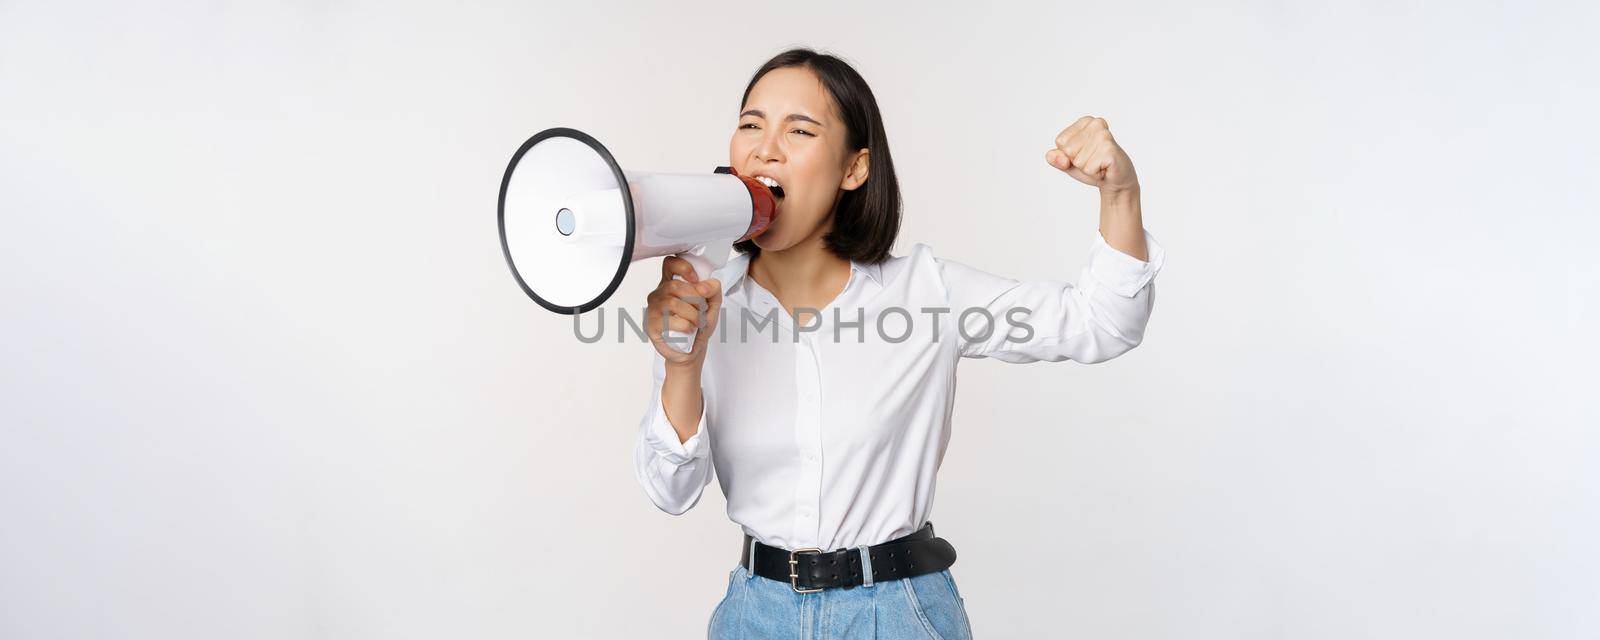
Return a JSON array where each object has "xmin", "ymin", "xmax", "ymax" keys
[{"xmin": 730, "ymin": 66, "xmax": 868, "ymax": 252}]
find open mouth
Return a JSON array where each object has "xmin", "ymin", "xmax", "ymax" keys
[{"xmin": 753, "ymin": 175, "xmax": 785, "ymax": 199}]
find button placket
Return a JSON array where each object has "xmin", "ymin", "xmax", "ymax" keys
[{"xmin": 791, "ymin": 333, "xmax": 824, "ymax": 547}]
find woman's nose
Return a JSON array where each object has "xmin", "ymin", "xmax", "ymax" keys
[{"xmin": 755, "ymin": 131, "xmax": 784, "ymax": 163}]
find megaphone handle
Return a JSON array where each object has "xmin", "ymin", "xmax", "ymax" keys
[{"xmin": 663, "ymin": 251, "xmax": 719, "ymax": 353}]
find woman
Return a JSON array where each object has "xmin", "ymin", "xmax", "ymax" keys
[{"xmin": 634, "ymin": 48, "xmax": 1165, "ymax": 639}]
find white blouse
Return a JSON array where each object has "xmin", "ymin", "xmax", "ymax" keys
[{"xmin": 633, "ymin": 229, "xmax": 1166, "ymax": 552}]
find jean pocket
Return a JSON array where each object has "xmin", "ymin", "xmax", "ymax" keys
[
  {"xmin": 939, "ymin": 569, "xmax": 973, "ymax": 638},
  {"xmin": 709, "ymin": 565, "xmax": 740, "ymax": 638},
  {"xmin": 903, "ymin": 571, "xmax": 972, "ymax": 640},
  {"xmin": 939, "ymin": 569, "xmax": 964, "ymax": 602}
]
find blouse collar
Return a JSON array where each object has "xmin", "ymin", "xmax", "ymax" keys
[{"xmin": 721, "ymin": 251, "xmax": 884, "ymax": 297}]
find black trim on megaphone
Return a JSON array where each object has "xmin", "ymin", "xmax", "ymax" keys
[{"xmin": 498, "ymin": 127, "xmax": 636, "ymax": 315}]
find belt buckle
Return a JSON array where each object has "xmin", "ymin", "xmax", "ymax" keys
[{"xmin": 788, "ymin": 547, "xmax": 824, "ymax": 593}]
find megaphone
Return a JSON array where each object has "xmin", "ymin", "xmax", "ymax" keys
[{"xmin": 497, "ymin": 127, "xmax": 782, "ymax": 352}]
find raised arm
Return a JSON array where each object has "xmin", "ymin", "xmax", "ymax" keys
[
  {"xmin": 941, "ymin": 116, "xmax": 1166, "ymax": 363},
  {"xmin": 632, "ymin": 256, "xmax": 722, "ymax": 515}
]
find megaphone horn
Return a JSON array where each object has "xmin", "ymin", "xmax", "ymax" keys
[{"xmin": 498, "ymin": 127, "xmax": 781, "ymax": 352}]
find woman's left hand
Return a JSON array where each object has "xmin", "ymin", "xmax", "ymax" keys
[{"xmin": 1045, "ymin": 116, "xmax": 1139, "ymax": 195}]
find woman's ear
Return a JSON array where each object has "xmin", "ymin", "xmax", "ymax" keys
[{"xmin": 840, "ymin": 149, "xmax": 870, "ymax": 191}]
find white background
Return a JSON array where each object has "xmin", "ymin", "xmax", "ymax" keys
[{"xmin": 2, "ymin": 1, "xmax": 1596, "ymax": 638}]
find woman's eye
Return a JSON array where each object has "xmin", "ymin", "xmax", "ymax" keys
[{"xmin": 738, "ymin": 123, "xmax": 811, "ymax": 137}]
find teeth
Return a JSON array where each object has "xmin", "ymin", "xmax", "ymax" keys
[{"xmin": 756, "ymin": 176, "xmax": 781, "ymax": 189}]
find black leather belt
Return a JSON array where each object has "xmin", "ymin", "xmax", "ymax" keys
[{"xmin": 739, "ymin": 521, "xmax": 958, "ymax": 593}]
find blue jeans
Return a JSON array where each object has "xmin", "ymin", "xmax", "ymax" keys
[{"xmin": 708, "ymin": 559, "xmax": 974, "ymax": 639}]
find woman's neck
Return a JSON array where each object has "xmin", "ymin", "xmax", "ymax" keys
[{"xmin": 748, "ymin": 231, "xmax": 851, "ymax": 316}]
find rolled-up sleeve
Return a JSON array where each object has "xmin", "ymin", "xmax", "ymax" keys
[
  {"xmin": 939, "ymin": 228, "xmax": 1165, "ymax": 364},
  {"xmin": 633, "ymin": 350, "xmax": 714, "ymax": 515}
]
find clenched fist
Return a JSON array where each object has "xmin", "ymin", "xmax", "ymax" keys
[
  {"xmin": 1045, "ymin": 116, "xmax": 1138, "ymax": 194},
  {"xmin": 647, "ymin": 255, "xmax": 722, "ymax": 368}
]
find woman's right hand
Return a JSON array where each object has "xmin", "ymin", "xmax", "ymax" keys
[{"xmin": 646, "ymin": 255, "xmax": 722, "ymax": 368}]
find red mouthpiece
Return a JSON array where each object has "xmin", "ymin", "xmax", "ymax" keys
[{"xmin": 717, "ymin": 166, "xmax": 780, "ymax": 241}]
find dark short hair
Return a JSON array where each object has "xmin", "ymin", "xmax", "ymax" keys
[{"xmin": 732, "ymin": 47, "xmax": 902, "ymax": 264}]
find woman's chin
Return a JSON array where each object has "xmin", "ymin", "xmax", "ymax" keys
[{"xmin": 751, "ymin": 232, "xmax": 784, "ymax": 252}]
